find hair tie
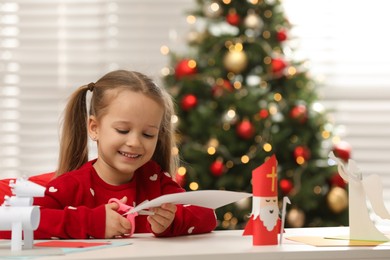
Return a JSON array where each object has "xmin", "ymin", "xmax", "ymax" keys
[{"xmin": 87, "ymin": 82, "xmax": 95, "ymax": 92}]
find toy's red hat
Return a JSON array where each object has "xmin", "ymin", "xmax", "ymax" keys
[{"xmin": 252, "ymin": 155, "xmax": 278, "ymax": 197}]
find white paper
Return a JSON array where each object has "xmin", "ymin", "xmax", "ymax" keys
[
  {"xmin": 127, "ymin": 190, "xmax": 252, "ymax": 214},
  {"xmin": 0, "ymin": 207, "xmax": 40, "ymax": 230},
  {"xmin": 9, "ymin": 178, "xmax": 46, "ymax": 197},
  {"xmin": 362, "ymin": 174, "xmax": 390, "ymax": 219}
]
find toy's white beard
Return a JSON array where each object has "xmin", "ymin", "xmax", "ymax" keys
[
  {"xmin": 259, "ymin": 206, "xmax": 279, "ymax": 231},
  {"xmin": 251, "ymin": 196, "xmax": 279, "ymax": 231}
]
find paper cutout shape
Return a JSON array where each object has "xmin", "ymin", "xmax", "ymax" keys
[
  {"xmin": 329, "ymin": 152, "xmax": 390, "ymax": 242},
  {"xmin": 243, "ymin": 155, "xmax": 281, "ymax": 246},
  {"xmin": 126, "ymin": 190, "xmax": 252, "ymax": 215},
  {"xmin": 0, "ymin": 178, "xmax": 45, "ymax": 251}
]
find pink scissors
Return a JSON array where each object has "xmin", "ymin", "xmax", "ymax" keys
[{"xmin": 108, "ymin": 198, "xmax": 154, "ymax": 237}]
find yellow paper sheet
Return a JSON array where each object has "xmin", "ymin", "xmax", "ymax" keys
[{"xmin": 286, "ymin": 236, "xmax": 390, "ymax": 247}]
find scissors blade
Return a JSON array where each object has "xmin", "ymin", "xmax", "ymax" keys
[
  {"xmin": 122, "ymin": 209, "xmax": 154, "ymax": 216},
  {"xmin": 123, "ymin": 200, "xmax": 153, "ymax": 216}
]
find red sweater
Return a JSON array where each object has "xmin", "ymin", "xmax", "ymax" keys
[{"xmin": 0, "ymin": 160, "xmax": 216, "ymax": 239}]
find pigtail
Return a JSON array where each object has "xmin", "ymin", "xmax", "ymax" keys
[{"xmin": 56, "ymin": 85, "xmax": 90, "ymax": 176}]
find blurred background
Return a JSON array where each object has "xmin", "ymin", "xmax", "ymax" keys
[{"xmin": 1, "ymin": 0, "xmax": 389, "ymax": 228}]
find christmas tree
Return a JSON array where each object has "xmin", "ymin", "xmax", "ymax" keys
[{"xmin": 162, "ymin": 0, "xmax": 350, "ymax": 229}]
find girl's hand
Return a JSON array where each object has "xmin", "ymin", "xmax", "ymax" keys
[
  {"xmin": 147, "ymin": 203, "xmax": 177, "ymax": 234},
  {"xmin": 104, "ymin": 196, "xmax": 132, "ymax": 238}
]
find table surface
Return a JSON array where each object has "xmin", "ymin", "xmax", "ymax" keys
[{"xmin": 3, "ymin": 227, "xmax": 390, "ymax": 260}]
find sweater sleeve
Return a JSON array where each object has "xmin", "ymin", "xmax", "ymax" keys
[
  {"xmin": 33, "ymin": 176, "xmax": 106, "ymax": 239},
  {"xmin": 34, "ymin": 205, "xmax": 106, "ymax": 239},
  {"xmin": 155, "ymin": 205, "xmax": 217, "ymax": 237},
  {"xmin": 153, "ymin": 169, "xmax": 217, "ymax": 237}
]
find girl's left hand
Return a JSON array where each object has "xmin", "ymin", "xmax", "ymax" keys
[{"xmin": 147, "ymin": 203, "xmax": 177, "ymax": 234}]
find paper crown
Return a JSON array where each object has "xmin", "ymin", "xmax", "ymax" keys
[{"xmin": 252, "ymin": 155, "xmax": 278, "ymax": 197}]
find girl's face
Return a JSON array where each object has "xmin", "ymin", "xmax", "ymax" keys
[{"xmin": 89, "ymin": 89, "xmax": 163, "ymax": 185}]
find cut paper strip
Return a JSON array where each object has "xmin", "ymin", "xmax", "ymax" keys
[
  {"xmin": 35, "ymin": 241, "xmax": 111, "ymax": 248},
  {"xmin": 128, "ymin": 190, "xmax": 252, "ymax": 214}
]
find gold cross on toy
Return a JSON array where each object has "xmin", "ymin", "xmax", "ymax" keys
[{"xmin": 266, "ymin": 166, "xmax": 277, "ymax": 192}]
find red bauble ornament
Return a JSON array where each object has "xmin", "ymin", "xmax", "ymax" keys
[
  {"xmin": 181, "ymin": 94, "xmax": 198, "ymax": 111},
  {"xmin": 236, "ymin": 119, "xmax": 255, "ymax": 139},
  {"xmin": 280, "ymin": 179, "xmax": 294, "ymax": 195},
  {"xmin": 330, "ymin": 172, "xmax": 346, "ymax": 188},
  {"xmin": 294, "ymin": 146, "xmax": 311, "ymax": 161},
  {"xmin": 211, "ymin": 79, "xmax": 233, "ymax": 97},
  {"xmin": 226, "ymin": 10, "xmax": 240, "ymax": 26},
  {"xmin": 259, "ymin": 109, "xmax": 269, "ymax": 119},
  {"xmin": 210, "ymin": 160, "xmax": 225, "ymax": 176},
  {"xmin": 276, "ymin": 29, "xmax": 287, "ymax": 42},
  {"xmin": 175, "ymin": 59, "xmax": 197, "ymax": 79},
  {"xmin": 271, "ymin": 58, "xmax": 287, "ymax": 74},
  {"xmin": 290, "ymin": 104, "xmax": 308, "ymax": 123},
  {"xmin": 333, "ymin": 141, "xmax": 352, "ymax": 162}
]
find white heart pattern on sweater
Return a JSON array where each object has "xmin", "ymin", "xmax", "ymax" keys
[
  {"xmin": 188, "ymin": 226, "xmax": 195, "ymax": 234},
  {"xmin": 48, "ymin": 186, "xmax": 58, "ymax": 192}
]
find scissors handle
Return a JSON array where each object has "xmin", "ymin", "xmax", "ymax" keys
[
  {"xmin": 108, "ymin": 198, "xmax": 139, "ymax": 237},
  {"xmin": 108, "ymin": 198, "xmax": 132, "ymax": 213}
]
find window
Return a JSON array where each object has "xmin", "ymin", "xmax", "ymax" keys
[
  {"xmin": 0, "ymin": 0, "xmax": 192, "ymax": 178},
  {"xmin": 283, "ymin": 0, "xmax": 390, "ymax": 219}
]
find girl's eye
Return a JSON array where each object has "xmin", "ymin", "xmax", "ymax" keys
[
  {"xmin": 265, "ymin": 199, "xmax": 270, "ymax": 202},
  {"xmin": 143, "ymin": 133, "xmax": 155, "ymax": 139},
  {"xmin": 116, "ymin": 129, "xmax": 129, "ymax": 134}
]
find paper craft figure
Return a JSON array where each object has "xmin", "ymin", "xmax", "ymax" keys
[
  {"xmin": 0, "ymin": 177, "xmax": 45, "ymax": 251},
  {"xmin": 329, "ymin": 152, "xmax": 390, "ymax": 242},
  {"xmin": 243, "ymin": 154, "xmax": 281, "ymax": 245}
]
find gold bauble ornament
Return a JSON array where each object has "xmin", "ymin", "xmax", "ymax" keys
[
  {"xmin": 287, "ymin": 208, "xmax": 305, "ymax": 228},
  {"xmin": 223, "ymin": 50, "xmax": 248, "ymax": 74},
  {"xmin": 327, "ymin": 186, "xmax": 348, "ymax": 213}
]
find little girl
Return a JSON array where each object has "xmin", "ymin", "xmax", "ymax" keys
[{"xmin": 27, "ymin": 70, "xmax": 216, "ymax": 239}]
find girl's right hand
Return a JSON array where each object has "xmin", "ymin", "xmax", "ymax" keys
[{"xmin": 104, "ymin": 196, "xmax": 132, "ymax": 238}]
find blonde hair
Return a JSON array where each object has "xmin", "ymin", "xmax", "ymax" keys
[{"xmin": 57, "ymin": 70, "xmax": 178, "ymax": 177}]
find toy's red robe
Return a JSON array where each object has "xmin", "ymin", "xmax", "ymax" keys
[{"xmin": 243, "ymin": 215, "xmax": 281, "ymax": 245}]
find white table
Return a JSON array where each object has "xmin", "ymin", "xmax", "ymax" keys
[{"xmin": 7, "ymin": 227, "xmax": 390, "ymax": 260}]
